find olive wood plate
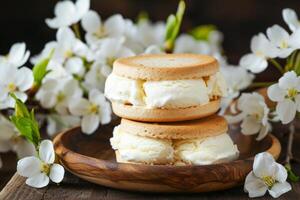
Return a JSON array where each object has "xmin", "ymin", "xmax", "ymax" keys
[{"xmin": 53, "ymin": 124, "xmax": 281, "ymax": 193}]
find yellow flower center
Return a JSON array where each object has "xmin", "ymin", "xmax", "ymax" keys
[
  {"xmin": 89, "ymin": 103, "xmax": 99, "ymax": 114},
  {"xmin": 255, "ymin": 51, "xmax": 264, "ymax": 57},
  {"xmin": 287, "ymin": 88, "xmax": 298, "ymax": 100},
  {"xmin": 40, "ymin": 163, "xmax": 50, "ymax": 175},
  {"xmin": 64, "ymin": 50, "xmax": 73, "ymax": 58},
  {"xmin": 7, "ymin": 83, "xmax": 17, "ymax": 92},
  {"xmin": 262, "ymin": 176, "xmax": 276, "ymax": 188},
  {"xmin": 280, "ymin": 40, "xmax": 288, "ymax": 49},
  {"xmin": 94, "ymin": 26, "xmax": 106, "ymax": 38},
  {"xmin": 56, "ymin": 92, "xmax": 65, "ymax": 102}
]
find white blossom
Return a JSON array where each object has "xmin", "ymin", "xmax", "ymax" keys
[
  {"xmin": 0, "ymin": 65, "xmax": 33, "ymax": 109},
  {"xmin": 226, "ymin": 93, "xmax": 270, "ymax": 141},
  {"xmin": 30, "ymin": 41, "xmax": 57, "ymax": 65},
  {"xmin": 35, "ymin": 78, "xmax": 83, "ymax": 115},
  {"xmin": 52, "ymin": 27, "xmax": 92, "ymax": 64},
  {"xmin": 69, "ymin": 89, "xmax": 111, "ymax": 134},
  {"xmin": 240, "ymin": 33, "xmax": 278, "ymax": 73},
  {"xmin": 244, "ymin": 152, "xmax": 291, "ymax": 198},
  {"xmin": 267, "ymin": 71, "xmax": 300, "ymax": 124},
  {"xmin": 219, "ymin": 65, "xmax": 255, "ymax": 115},
  {"xmin": 136, "ymin": 20, "xmax": 165, "ymax": 48},
  {"xmin": 266, "ymin": 25, "xmax": 300, "ymax": 58},
  {"xmin": 0, "ymin": 115, "xmax": 35, "ymax": 160},
  {"xmin": 282, "ymin": 8, "xmax": 300, "ymax": 32},
  {"xmin": 46, "ymin": 114, "xmax": 80, "ymax": 137},
  {"xmin": 17, "ymin": 140, "xmax": 65, "ymax": 188},
  {"xmin": 174, "ymin": 34, "xmax": 211, "ymax": 54},
  {"xmin": 81, "ymin": 11, "xmax": 126, "ymax": 45},
  {"xmin": 46, "ymin": 0, "xmax": 90, "ymax": 29},
  {"xmin": 92, "ymin": 37, "xmax": 135, "ymax": 76},
  {"xmin": 0, "ymin": 43, "xmax": 30, "ymax": 68},
  {"xmin": 83, "ymin": 62, "xmax": 107, "ymax": 92}
]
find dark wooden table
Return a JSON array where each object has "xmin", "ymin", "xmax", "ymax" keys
[{"xmin": 0, "ymin": 131, "xmax": 299, "ymax": 200}]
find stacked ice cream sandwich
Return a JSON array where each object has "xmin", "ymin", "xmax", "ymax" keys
[{"xmin": 105, "ymin": 54, "xmax": 239, "ymax": 166}]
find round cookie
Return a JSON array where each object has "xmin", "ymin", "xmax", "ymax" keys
[
  {"xmin": 113, "ymin": 53, "xmax": 219, "ymax": 81},
  {"xmin": 112, "ymin": 99, "xmax": 220, "ymax": 122},
  {"xmin": 119, "ymin": 115, "xmax": 228, "ymax": 140}
]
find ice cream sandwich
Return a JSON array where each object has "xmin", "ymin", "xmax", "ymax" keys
[
  {"xmin": 105, "ymin": 54, "xmax": 227, "ymax": 122},
  {"xmin": 110, "ymin": 115, "xmax": 239, "ymax": 165}
]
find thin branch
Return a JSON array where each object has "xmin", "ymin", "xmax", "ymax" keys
[
  {"xmin": 249, "ymin": 81, "xmax": 275, "ymax": 88},
  {"xmin": 269, "ymin": 59, "xmax": 285, "ymax": 74},
  {"xmin": 285, "ymin": 122, "xmax": 295, "ymax": 164},
  {"xmin": 72, "ymin": 23, "xmax": 81, "ymax": 40}
]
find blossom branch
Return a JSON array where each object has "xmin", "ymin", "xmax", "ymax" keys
[
  {"xmin": 285, "ymin": 122, "xmax": 295, "ymax": 165},
  {"xmin": 269, "ymin": 59, "xmax": 285, "ymax": 74}
]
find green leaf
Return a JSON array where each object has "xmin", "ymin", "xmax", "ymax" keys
[
  {"xmin": 32, "ymin": 50, "xmax": 53, "ymax": 87},
  {"xmin": 10, "ymin": 93, "xmax": 30, "ymax": 118},
  {"xmin": 164, "ymin": 0, "xmax": 186, "ymax": 52},
  {"xmin": 285, "ymin": 163, "xmax": 300, "ymax": 182},
  {"xmin": 189, "ymin": 25, "xmax": 217, "ymax": 41},
  {"xmin": 9, "ymin": 94, "xmax": 41, "ymax": 147}
]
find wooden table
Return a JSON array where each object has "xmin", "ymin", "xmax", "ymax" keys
[{"xmin": 1, "ymin": 131, "xmax": 299, "ymax": 200}]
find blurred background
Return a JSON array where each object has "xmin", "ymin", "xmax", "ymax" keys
[
  {"xmin": 0, "ymin": 0, "xmax": 300, "ymax": 189},
  {"xmin": 0, "ymin": 0, "xmax": 300, "ymax": 64}
]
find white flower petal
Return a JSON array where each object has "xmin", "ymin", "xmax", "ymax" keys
[
  {"xmin": 81, "ymin": 10, "xmax": 100, "ymax": 34},
  {"xmin": 144, "ymin": 45, "xmax": 163, "ymax": 54},
  {"xmin": 49, "ymin": 163, "xmax": 65, "ymax": 183},
  {"xmin": 274, "ymin": 163, "xmax": 288, "ymax": 182},
  {"xmin": 251, "ymin": 33, "xmax": 277, "ymax": 58},
  {"xmin": 16, "ymin": 67, "xmax": 34, "ymax": 91},
  {"xmin": 253, "ymin": 152, "xmax": 276, "ymax": 178},
  {"xmin": 69, "ymin": 98, "xmax": 90, "ymax": 116},
  {"xmin": 65, "ymin": 57, "xmax": 85, "ymax": 76},
  {"xmin": 276, "ymin": 100, "xmax": 297, "ymax": 124},
  {"xmin": 283, "ymin": 8, "xmax": 300, "ymax": 32},
  {"xmin": 46, "ymin": 1, "xmax": 76, "ymax": 28},
  {"xmin": 289, "ymin": 28, "xmax": 300, "ymax": 48},
  {"xmin": 26, "ymin": 173, "xmax": 49, "ymax": 188},
  {"xmin": 17, "ymin": 156, "xmax": 41, "ymax": 178},
  {"xmin": 267, "ymin": 84, "xmax": 286, "ymax": 102},
  {"xmin": 278, "ymin": 71, "xmax": 298, "ymax": 89},
  {"xmin": 240, "ymin": 54, "xmax": 268, "ymax": 73},
  {"xmin": 267, "ymin": 25, "xmax": 290, "ymax": 47},
  {"xmin": 268, "ymin": 182, "xmax": 292, "ymax": 198},
  {"xmin": 8, "ymin": 43, "xmax": 30, "ymax": 67},
  {"xmin": 81, "ymin": 114, "xmax": 100, "ymax": 134},
  {"xmin": 256, "ymin": 124, "xmax": 269, "ymax": 141},
  {"xmin": 39, "ymin": 140, "xmax": 55, "ymax": 164},
  {"xmin": 75, "ymin": 0, "xmax": 90, "ymax": 20},
  {"xmin": 104, "ymin": 14, "xmax": 125, "ymax": 37},
  {"xmin": 241, "ymin": 116, "xmax": 261, "ymax": 135},
  {"xmin": 244, "ymin": 171, "xmax": 268, "ymax": 198}
]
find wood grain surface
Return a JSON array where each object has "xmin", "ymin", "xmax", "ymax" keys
[
  {"xmin": 0, "ymin": 125, "xmax": 299, "ymax": 200},
  {"xmin": 50, "ymin": 123, "xmax": 281, "ymax": 193}
]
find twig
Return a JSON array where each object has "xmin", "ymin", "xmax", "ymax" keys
[
  {"xmin": 249, "ymin": 81, "xmax": 275, "ymax": 88},
  {"xmin": 269, "ymin": 58, "xmax": 285, "ymax": 74},
  {"xmin": 285, "ymin": 122, "xmax": 295, "ymax": 164}
]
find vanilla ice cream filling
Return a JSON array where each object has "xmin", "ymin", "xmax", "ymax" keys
[
  {"xmin": 105, "ymin": 73, "xmax": 227, "ymax": 109},
  {"xmin": 110, "ymin": 126, "xmax": 174, "ymax": 164},
  {"xmin": 174, "ymin": 133, "xmax": 239, "ymax": 165},
  {"xmin": 110, "ymin": 127, "xmax": 239, "ymax": 165}
]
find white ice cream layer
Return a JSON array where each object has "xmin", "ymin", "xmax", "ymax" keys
[
  {"xmin": 110, "ymin": 126, "xmax": 174, "ymax": 164},
  {"xmin": 174, "ymin": 133, "xmax": 239, "ymax": 165},
  {"xmin": 105, "ymin": 73, "xmax": 227, "ymax": 109}
]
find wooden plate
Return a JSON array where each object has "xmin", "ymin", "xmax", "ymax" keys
[{"xmin": 53, "ymin": 124, "xmax": 281, "ymax": 193}]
